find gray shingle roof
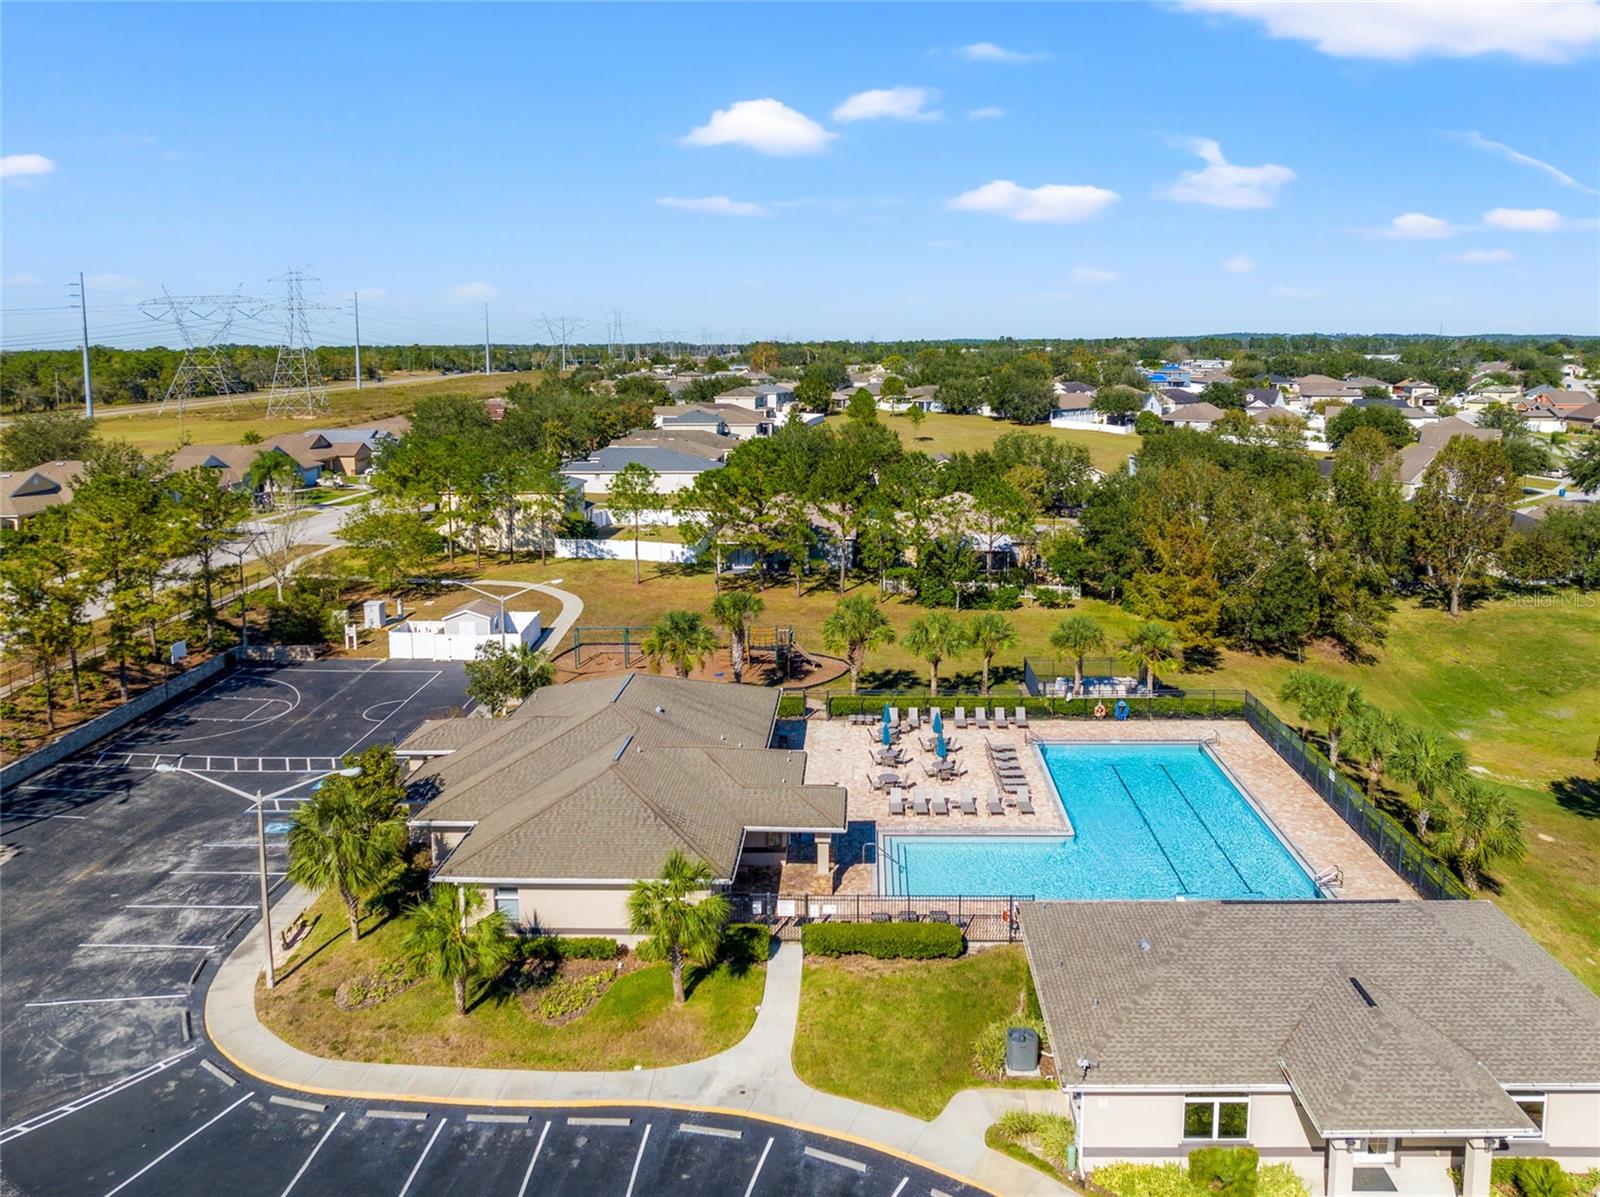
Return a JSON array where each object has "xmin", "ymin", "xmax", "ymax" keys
[
  {"xmin": 1019, "ymin": 901, "xmax": 1600, "ymax": 1122},
  {"xmin": 569, "ymin": 445, "xmax": 725, "ymax": 475},
  {"xmin": 406, "ymin": 674, "xmax": 845, "ymax": 882}
]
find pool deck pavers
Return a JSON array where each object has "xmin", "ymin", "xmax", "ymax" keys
[
  {"xmin": 800, "ymin": 716, "xmax": 1415, "ymax": 900},
  {"xmin": 208, "ymin": 885, "xmax": 1073, "ymax": 1196}
]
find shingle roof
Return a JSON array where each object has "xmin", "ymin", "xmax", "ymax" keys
[
  {"xmin": 397, "ymin": 717, "xmax": 502, "ymax": 754},
  {"xmin": 568, "ymin": 445, "xmax": 724, "ymax": 475},
  {"xmin": 0, "ymin": 460, "xmax": 82, "ymax": 520},
  {"xmin": 406, "ymin": 674, "xmax": 846, "ymax": 882},
  {"xmin": 612, "ymin": 430, "xmax": 738, "ymax": 460},
  {"xmin": 1163, "ymin": 402, "xmax": 1227, "ymax": 424},
  {"xmin": 1019, "ymin": 901, "xmax": 1600, "ymax": 1119}
]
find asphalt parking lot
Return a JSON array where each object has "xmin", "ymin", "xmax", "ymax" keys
[{"xmin": 0, "ymin": 658, "xmax": 982, "ymax": 1196}]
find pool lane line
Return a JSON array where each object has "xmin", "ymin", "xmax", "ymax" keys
[
  {"xmin": 1158, "ymin": 763, "xmax": 1255, "ymax": 895},
  {"xmin": 1109, "ymin": 765, "xmax": 1191, "ymax": 895}
]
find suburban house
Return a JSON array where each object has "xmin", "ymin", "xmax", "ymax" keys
[
  {"xmin": 562, "ymin": 444, "xmax": 724, "ymax": 495},
  {"xmin": 610, "ymin": 428, "xmax": 739, "ymax": 462},
  {"xmin": 1396, "ymin": 417, "xmax": 1501, "ymax": 498},
  {"xmin": 1296, "ymin": 375, "xmax": 1362, "ymax": 405},
  {"xmin": 1562, "ymin": 400, "xmax": 1600, "ymax": 432},
  {"xmin": 1146, "ymin": 365, "xmax": 1195, "ymax": 389},
  {"xmin": 1466, "ymin": 382, "xmax": 1522, "ymax": 410},
  {"xmin": 654, "ymin": 402, "xmax": 777, "ymax": 440},
  {"xmin": 1051, "ymin": 391, "xmax": 1101, "ymax": 426},
  {"xmin": 1394, "ymin": 380, "xmax": 1440, "ymax": 406},
  {"xmin": 1019, "ymin": 900, "xmax": 1600, "ymax": 1197},
  {"xmin": 1520, "ymin": 388, "xmax": 1597, "ymax": 434},
  {"xmin": 878, "ymin": 384, "xmax": 941, "ymax": 414},
  {"xmin": 168, "ymin": 438, "xmax": 325, "ymax": 492},
  {"xmin": 1162, "ymin": 401, "xmax": 1228, "ymax": 431},
  {"xmin": 297, "ymin": 419, "xmax": 409, "ymax": 473},
  {"xmin": 1243, "ymin": 387, "xmax": 1284, "ymax": 409},
  {"xmin": 402, "ymin": 674, "xmax": 848, "ymax": 937},
  {"xmin": 713, "ymin": 382, "xmax": 796, "ymax": 416},
  {"xmin": 387, "ymin": 598, "xmax": 542, "ymax": 661},
  {"xmin": 0, "ymin": 459, "xmax": 83, "ymax": 529}
]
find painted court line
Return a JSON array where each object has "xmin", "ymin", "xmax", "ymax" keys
[
  {"xmin": 279, "ymin": 1110, "xmax": 345, "ymax": 1197},
  {"xmin": 396, "ymin": 1117, "xmax": 447, "ymax": 1197},
  {"xmin": 515, "ymin": 1121, "xmax": 551, "ymax": 1197},
  {"xmin": 24, "ymin": 993, "xmax": 189, "ymax": 1008},
  {"xmin": 102, "ymin": 1090, "xmax": 254, "ymax": 1197},
  {"xmin": 805, "ymin": 1145, "xmax": 868, "ymax": 1172},
  {"xmin": 623, "ymin": 1123, "xmax": 652, "ymax": 1197},
  {"xmin": 678, "ymin": 1122, "xmax": 742, "ymax": 1139},
  {"xmin": 0, "ymin": 1049, "xmax": 195, "ymax": 1143},
  {"xmin": 743, "ymin": 1136, "xmax": 774, "ymax": 1197}
]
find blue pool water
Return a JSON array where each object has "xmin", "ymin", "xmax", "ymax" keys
[{"xmin": 880, "ymin": 743, "xmax": 1321, "ymax": 900}]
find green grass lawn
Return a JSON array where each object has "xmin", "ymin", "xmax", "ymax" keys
[
  {"xmin": 824, "ymin": 411, "xmax": 1140, "ymax": 475},
  {"xmin": 792, "ymin": 946, "xmax": 1046, "ymax": 1119},
  {"xmin": 258, "ymin": 892, "xmax": 766, "ymax": 1070}
]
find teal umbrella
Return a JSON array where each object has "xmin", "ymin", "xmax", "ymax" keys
[
  {"xmin": 932, "ymin": 709, "xmax": 944, "ymax": 734},
  {"xmin": 936, "ymin": 730, "xmax": 947, "ymax": 759},
  {"xmin": 882, "ymin": 721, "xmax": 892, "ymax": 747}
]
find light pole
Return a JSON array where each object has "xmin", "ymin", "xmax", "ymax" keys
[
  {"xmin": 155, "ymin": 763, "xmax": 360, "ymax": 989},
  {"xmin": 221, "ymin": 529, "xmax": 262, "ymax": 652}
]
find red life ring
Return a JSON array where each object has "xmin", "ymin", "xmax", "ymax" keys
[{"xmin": 1093, "ymin": 702, "xmax": 1107, "ymax": 719}]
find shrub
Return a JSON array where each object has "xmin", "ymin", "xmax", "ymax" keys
[
  {"xmin": 776, "ymin": 693, "xmax": 807, "ymax": 718},
  {"xmin": 1255, "ymin": 1163, "xmax": 1310, "ymax": 1197},
  {"xmin": 720, "ymin": 923, "xmax": 770, "ymax": 967},
  {"xmin": 1493, "ymin": 1159, "xmax": 1574, "ymax": 1197},
  {"xmin": 986, "ymin": 1110, "xmax": 1076, "ymax": 1180},
  {"xmin": 972, "ymin": 1014, "xmax": 1048, "ymax": 1079},
  {"xmin": 1033, "ymin": 588, "xmax": 1066, "ymax": 609},
  {"xmin": 801, "ymin": 921, "xmax": 963, "ymax": 959},
  {"xmin": 520, "ymin": 935, "xmax": 622, "ymax": 962},
  {"xmin": 1093, "ymin": 1162, "xmax": 1207, "ymax": 1197},
  {"xmin": 536, "ymin": 972, "xmax": 609, "ymax": 1020},
  {"xmin": 1188, "ymin": 1146, "xmax": 1259, "ymax": 1197}
]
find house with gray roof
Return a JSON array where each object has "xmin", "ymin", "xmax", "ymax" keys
[
  {"xmin": 403, "ymin": 674, "xmax": 847, "ymax": 937},
  {"xmin": 1019, "ymin": 900, "xmax": 1600, "ymax": 1197},
  {"xmin": 0, "ymin": 459, "xmax": 83, "ymax": 529},
  {"xmin": 562, "ymin": 443, "xmax": 724, "ymax": 495},
  {"xmin": 1396, "ymin": 417, "xmax": 1501, "ymax": 498}
]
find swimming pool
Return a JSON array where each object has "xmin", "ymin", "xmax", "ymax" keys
[{"xmin": 879, "ymin": 742, "xmax": 1322, "ymax": 900}]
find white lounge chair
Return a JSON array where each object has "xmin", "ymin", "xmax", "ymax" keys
[
  {"xmin": 1014, "ymin": 706, "xmax": 1028, "ymax": 727},
  {"xmin": 986, "ymin": 787, "xmax": 1006, "ymax": 815},
  {"xmin": 930, "ymin": 792, "xmax": 949, "ymax": 816}
]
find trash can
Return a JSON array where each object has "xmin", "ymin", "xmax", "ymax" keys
[{"xmin": 1005, "ymin": 1027, "xmax": 1041, "ymax": 1074}]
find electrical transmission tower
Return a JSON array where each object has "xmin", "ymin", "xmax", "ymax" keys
[
  {"xmin": 539, "ymin": 314, "xmax": 585, "ymax": 371},
  {"xmin": 265, "ymin": 269, "xmax": 329, "ymax": 418},
  {"xmin": 140, "ymin": 287, "xmax": 263, "ymax": 420}
]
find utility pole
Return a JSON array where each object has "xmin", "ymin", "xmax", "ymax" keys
[
  {"xmin": 71, "ymin": 272, "xmax": 94, "ymax": 417},
  {"xmin": 352, "ymin": 290, "xmax": 363, "ymax": 390},
  {"xmin": 483, "ymin": 303, "xmax": 491, "ymax": 374}
]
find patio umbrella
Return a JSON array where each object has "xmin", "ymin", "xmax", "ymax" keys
[
  {"xmin": 932, "ymin": 709, "xmax": 944, "ymax": 734},
  {"xmin": 882, "ymin": 720, "xmax": 893, "ymax": 747},
  {"xmin": 882, "ymin": 703, "xmax": 892, "ymax": 728},
  {"xmin": 936, "ymin": 730, "xmax": 947, "ymax": 760}
]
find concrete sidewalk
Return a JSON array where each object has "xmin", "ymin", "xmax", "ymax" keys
[{"xmin": 207, "ymin": 887, "xmax": 1072, "ymax": 1196}]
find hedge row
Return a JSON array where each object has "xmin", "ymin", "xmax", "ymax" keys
[
  {"xmin": 802, "ymin": 921, "xmax": 963, "ymax": 959},
  {"xmin": 520, "ymin": 935, "xmax": 623, "ymax": 961}
]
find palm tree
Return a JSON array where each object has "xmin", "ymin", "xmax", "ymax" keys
[
  {"xmin": 1389, "ymin": 727, "xmax": 1469, "ymax": 840},
  {"xmin": 247, "ymin": 448, "xmax": 302, "ymax": 506},
  {"xmin": 401, "ymin": 886, "xmax": 516, "ymax": 1015},
  {"xmin": 1121, "ymin": 621, "xmax": 1177, "ymax": 693},
  {"xmin": 966, "ymin": 612, "xmax": 1019, "ymax": 696},
  {"xmin": 1342, "ymin": 702, "xmax": 1405, "ymax": 799},
  {"xmin": 626, "ymin": 850, "xmax": 730, "ymax": 1005},
  {"xmin": 1277, "ymin": 670, "xmax": 1361, "ymax": 768},
  {"xmin": 286, "ymin": 755, "xmax": 409, "ymax": 942},
  {"xmin": 1443, "ymin": 779, "xmax": 1525, "ymax": 891},
  {"xmin": 710, "ymin": 590, "xmax": 765, "ymax": 684},
  {"xmin": 901, "ymin": 611, "xmax": 969, "ymax": 697},
  {"xmin": 819, "ymin": 594, "xmax": 895, "ymax": 694},
  {"xmin": 1049, "ymin": 614, "xmax": 1106, "ymax": 696},
  {"xmin": 641, "ymin": 610, "xmax": 719, "ymax": 679}
]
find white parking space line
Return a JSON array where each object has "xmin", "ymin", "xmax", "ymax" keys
[
  {"xmin": 623, "ymin": 1123, "xmax": 652, "ymax": 1197},
  {"xmin": 173, "ymin": 869, "xmax": 286, "ymax": 876},
  {"xmin": 124, "ymin": 904, "xmax": 255, "ymax": 911},
  {"xmin": 744, "ymin": 1136, "xmax": 774, "ymax": 1197},
  {"xmin": 396, "ymin": 1117, "xmax": 447, "ymax": 1197},
  {"xmin": 77, "ymin": 942, "xmax": 214, "ymax": 952},
  {"xmin": 365, "ymin": 1109, "xmax": 428, "ymax": 1121},
  {"xmin": 102, "ymin": 1090, "xmax": 254, "ymax": 1196},
  {"xmin": 516, "ymin": 1121, "xmax": 551, "ymax": 1197},
  {"xmin": 566, "ymin": 1116, "xmax": 631, "ymax": 1127},
  {"xmin": 804, "ymin": 1145, "xmax": 867, "ymax": 1172},
  {"xmin": 466, "ymin": 1113, "xmax": 529, "ymax": 1124},
  {"xmin": 279, "ymin": 1110, "xmax": 345, "ymax": 1197},
  {"xmin": 0, "ymin": 1049, "xmax": 196, "ymax": 1143},
  {"xmin": 24, "ymin": 993, "xmax": 189, "ymax": 1008},
  {"xmin": 889, "ymin": 1177, "xmax": 909, "ymax": 1197},
  {"xmin": 678, "ymin": 1123, "xmax": 742, "ymax": 1139}
]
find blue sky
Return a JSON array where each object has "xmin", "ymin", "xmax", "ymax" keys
[{"xmin": 3, "ymin": 1, "xmax": 1599, "ymax": 347}]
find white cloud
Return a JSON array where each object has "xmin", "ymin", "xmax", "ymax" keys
[
  {"xmin": 956, "ymin": 42, "xmax": 1050, "ymax": 63},
  {"xmin": 1, "ymin": 153, "xmax": 56, "ymax": 180},
  {"xmin": 1069, "ymin": 266, "xmax": 1119, "ymax": 284},
  {"xmin": 946, "ymin": 180, "xmax": 1120, "ymax": 223},
  {"xmin": 447, "ymin": 282, "xmax": 498, "ymax": 302},
  {"xmin": 967, "ymin": 106, "xmax": 1006, "ymax": 120},
  {"xmin": 656, "ymin": 195, "xmax": 772, "ymax": 217},
  {"xmin": 1448, "ymin": 249, "xmax": 1515, "ymax": 264},
  {"xmin": 681, "ymin": 98, "xmax": 835, "ymax": 156},
  {"xmin": 3, "ymin": 273, "xmax": 41, "ymax": 286},
  {"xmin": 833, "ymin": 87, "xmax": 939, "ymax": 123},
  {"xmin": 1223, "ymin": 253, "xmax": 1257, "ymax": 273},
  {"xmin": 1376, "ymin": 212, "xmax": 1458, "ymax": 239},
  {"xmin": 1457, "ymin": 131, "xmax": 1599, "ymax": 196},
  {"xmin": 1483, "ymin": 206, "xmax": 1562, "ymax": 232},
  {"xmin": 1176, "ymin": 1, "xmax": 1600, "ymax": 63},
  {"xmin": 1159, "ymin": 137, "xmax": 1295, "ymax": 209},
  {"xmin": 1274, "ymin": 285, "xmax": 1322, "ymax": 299},
  {"xmin": 86, "ymin": 273, "xmax": 140, "ymax": 291}
]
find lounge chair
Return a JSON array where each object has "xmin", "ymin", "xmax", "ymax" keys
[
  {"xmin": 975, "ymin": 708, "xmax": 990, "ymax": 729},
  {"xmin": 1014, "ymin": 706, "xmax": 1028, "ymax": 727},
  {"xmin": 954, "ymin": 706, "xmax": 967, "ymax": 729},
  {"xmin": 993, "ymin": 708, "xmax": 1008, "ymax": 729},
  {"xmin": 896, "ymin": 910, "xmax": 919, "ymax": 922},
  {"xmin": 930, "ymin": 792, "xmax": 949, "ymax": 815},
  {"xmin": 1015, "ymin": 787, "xmax": 1034, "ymax": 814},
  {"xmin": 889, "ymin": 706, "xmax": 900, "ymax": 729},
  {"xmin": 911, "ymin": 788, "xmax": 930, "ymax": 816},
  {"xmin": 888, "ymin": 793, "xmax": 905, "ymax": 816},
  {"xmin": 870, "ymin": 911, "xmax": 892, "ymax": 924},
  {"xmin": 927, "ymin": 909, "xmax": 951, "ymax": 924},
  {"xmin": 908, "ymin": 709, "xmax": 920, "ymax": 731},
  {"xmin": 986, "ymin": 788, "xmax": 1006, "ymax": 815},
  {"xmin": 958, "ymin": 788, "xmax": 978, "ymax": 815}
]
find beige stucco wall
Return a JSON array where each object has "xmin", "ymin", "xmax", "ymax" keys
[
  {"xmin": 502, "ymin": 883, "xmax": 636, "ymax": 939},
  {"xmin": 1504, "ymin": 1090, "xmax": 1600, "ymax": 1172}
]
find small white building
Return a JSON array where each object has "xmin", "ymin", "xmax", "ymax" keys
[{"xmin": 387, "ymin": 600, "xmax": 542, "ymax": 661}]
